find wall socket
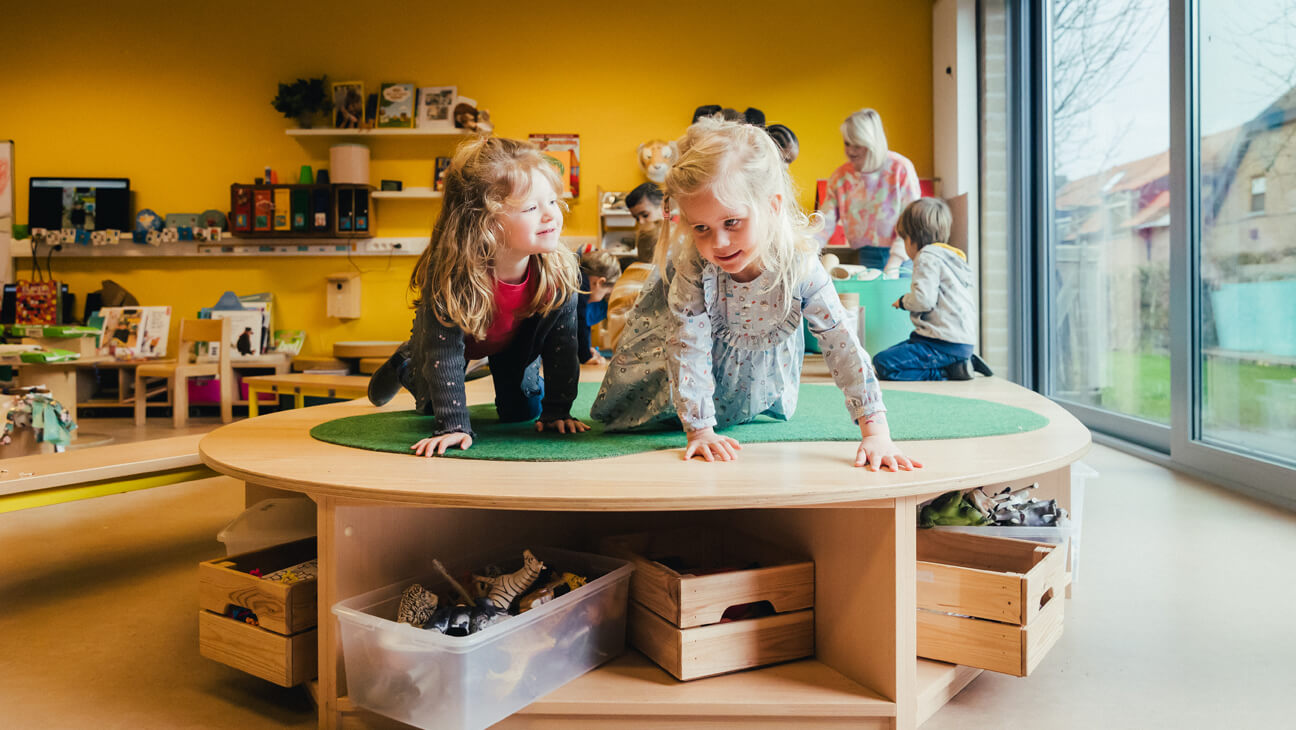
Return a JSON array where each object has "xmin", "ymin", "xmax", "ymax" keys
[{"xmin": 364, "ymin": 239, "xmax": 403, "ymax": 253}]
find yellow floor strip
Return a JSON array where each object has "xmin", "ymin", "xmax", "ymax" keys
[{"xmin": 0, "ymin": 465, "xmax": 219, "ymax": 514}]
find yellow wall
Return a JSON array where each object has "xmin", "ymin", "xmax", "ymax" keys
[{"xmin": 0, "ymin": 0, "xmax": 931, "ymax": 357}]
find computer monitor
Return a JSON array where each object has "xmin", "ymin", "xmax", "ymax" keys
[{"xmin": 28, "ymin": 177, "xmax": 131, "ymax": 232}]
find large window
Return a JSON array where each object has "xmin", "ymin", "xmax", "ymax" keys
[
  {"xmin": 1001, "ymin": 0, "xmax": 1296, "ymax": 505},
  {"xmin": 1198, "ymin": 0, "xmax": 1296, "ymax": 465},
  {"xmin": 1045, "ymin": 0, "xmax": 1172, "ymax": 434}
]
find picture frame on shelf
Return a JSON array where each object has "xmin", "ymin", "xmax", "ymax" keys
[
  {"xmin": 416, "ymin": 86, "xmax": 457, "ymax": 131},
  {"xmin": 377, "ymin": 83, "xmax": 416, "ymax": 129},
  {"xmin": 529, "ymin": 134, "xmax": 581, "ymax": 197},
  {"xmin": 332, "ymin": 81, "xmax": 365, "ymax": 129}
]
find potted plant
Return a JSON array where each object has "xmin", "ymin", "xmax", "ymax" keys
[{"xmin": 272, "ymin": 77, "xmax": 333, "ymax": 128}]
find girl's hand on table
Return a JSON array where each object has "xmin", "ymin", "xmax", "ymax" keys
[
  {"xmin": 588, "ymin": 348, "xmax": 607, "ymax": 365},
  {"xmin": 856, "ymin": 412, "xmax": 922, "ymax": 471},
  {"xmin": 684, "ymin": 427, "xmax": 742, "ymax": 462},
  {"xmin": 856, "ymin": 436, "xmax": 920, "ymax": 471},
  {"xmin": 412, "ymin": 432, "xmax": 473, "ymax": 457},
  {"xmin": 535, "ymin": 418, "xmax": 590, "ymax": 434}
]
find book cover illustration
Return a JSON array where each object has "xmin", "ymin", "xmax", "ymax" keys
[
  {"xmin": 97, "ymin": 306, "xmax": 171, "ymax": 359},
  {"xmin": 529, "ymin": 134, "xmax": 580, "ymax": 197},
  {"xmin": 377, "ymin": 83, "xmax": 416, "ymax": 129},
  {"xmin": 273, "ymin": 329, "xmax": 306, "ymax": 356},
  {"xmin": 15, "ymin": 280, "xmax": 61, "ymax": 325},
  {"xmin": 434, "ymin": 157, "xmax": 452, "ymax": 192},
  {"xmin": 332, "ymin": 81, "xmax": 365, "ymax": 129}
]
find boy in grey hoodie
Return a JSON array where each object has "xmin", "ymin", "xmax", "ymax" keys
[{"xmin": 873, "ymin": 198, "xmax": 993, "ymax": 381}]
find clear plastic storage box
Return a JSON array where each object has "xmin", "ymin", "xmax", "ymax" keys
[{"xmin": 332, "ymin": 546, "xmax": 633, "ymax": 730}]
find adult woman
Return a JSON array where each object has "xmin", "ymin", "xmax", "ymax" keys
[{"xmin": 817, "ymin": 108, "xmax": 921, "ymax": 274}]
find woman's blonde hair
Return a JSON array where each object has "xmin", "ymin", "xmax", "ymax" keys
[
  {"xmin": 841, "ymin": 108, "xmax": 889, "ymax": 173},
  {"xmin": 653, "ymin": 118, "xmax": 819, "ymax": 307},
  {"xmin": 410, "ymin": 136, "xmax": 580, "ymax": 340}
]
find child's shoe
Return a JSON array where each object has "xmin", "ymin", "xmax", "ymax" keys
[
  {"xmin": 368, "ymin": 344, "xmax": 410, "ymax": 406},
  {"xmin": 970, "ymin": 353, "xmax": 994, "ymax": 377},
  {"xmin": 945, "ymin": 360, "xmax": 973, "ymax": 381}
]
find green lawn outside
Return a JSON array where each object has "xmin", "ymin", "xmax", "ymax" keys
[{"xmin": 1098, "ymin": 351, "xmax": 1296, "ymax": 430}]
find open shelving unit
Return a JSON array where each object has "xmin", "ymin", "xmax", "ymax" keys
[{"xmin": 285, "ymin": 128, "xmax": 470, "ymax": 138}]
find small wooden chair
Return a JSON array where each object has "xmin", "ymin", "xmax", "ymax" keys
[{"xmin": 134, "ymin": 317, "xmax": 233, "ymax": 428}]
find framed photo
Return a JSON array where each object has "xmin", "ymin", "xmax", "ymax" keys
[
  {"xmin": 377, "ymin": 83, "xmax": 416, "ymax": 129},
  {"xmin": 416, "ymin": 86, "xmax": 457, "ymax": 131},
  {"xmin": 332, "ymin": 81, "xmax": 365, "ymax": 129}
]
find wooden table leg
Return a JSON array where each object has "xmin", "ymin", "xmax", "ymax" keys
[{"xmin": 314, "ymin": 494, "xmax": 342, "ymax": 730}]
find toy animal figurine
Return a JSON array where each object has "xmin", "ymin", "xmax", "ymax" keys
[
  {"xmin": 473, "ymin": 549, "xmax": 545, "ymax": 610},
  {"xmin": 396, "ymin": 583, "xmax": 439, "ymax": 626},
  {"xmin": 637, "ymin": 139, "xmax": 678, "ymax": 184}
]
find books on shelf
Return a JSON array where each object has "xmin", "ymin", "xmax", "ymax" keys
[
  {"xmin": 416, "ymin": 86, "xmax": 456, "ymax": 131},
  {"xmin": 199, "ymin": 292, "xmax": 273, "ymax": 360},
  {"xmin": 529, "ymin": 134, "xmax": 580, "ymax": 197},
  {"xmin": 97, "ymin": 306, "xmax": 171, "ymax": 359}
]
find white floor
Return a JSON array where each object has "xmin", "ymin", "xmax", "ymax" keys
[{"xmin": 1, "ymin": 442, "xmax": 1293, "ymax": 729}]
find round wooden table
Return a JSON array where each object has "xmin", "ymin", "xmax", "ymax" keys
[{"xmin": 200, "ymin": 365, "xmax": 1089, "ymax": 729}]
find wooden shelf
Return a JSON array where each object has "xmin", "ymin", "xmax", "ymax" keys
[
  {"xmin": 285, "ymin": 128, "xmax": 470, "ymax": 138},
  {"xmin": 916, "ymin": 659, "xmax": 982, "ymax": 726},
  {"xmin": 338, "ymin": 653, "xmax": 896, "ymax": 724},
  {"xmin": 371, "ymin": 188, "xmax": 441, "ymax": 200},
  {"xmin": 11, "ymin": 237, "xmax": 426, "ymax": 258}
]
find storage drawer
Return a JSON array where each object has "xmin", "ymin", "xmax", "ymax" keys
[
  {"xmin": 198, "ymin": 610, "xmax": 317, "ymax": 687},
  {"xmin": 629, "ymin": 601, "xmax": 814, "ymax": 681},
  {"xmin": 198, "ymin": 537, "xmax": 317, "ymax": 635},
  {"xmin": 915, "ymin": 530, "xmax": 1066, "ymax": 676},
  {"xmin": 601, "ymin": 528, "xmax": 814, "ymax": 629}
]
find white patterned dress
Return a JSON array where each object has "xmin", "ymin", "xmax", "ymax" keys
[{"xmin": 590, "ymin": 249, "xmax": 885, "ymax": 432}]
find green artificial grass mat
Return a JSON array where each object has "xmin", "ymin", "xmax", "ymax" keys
[{"xmin": 309, "ymin": 382, "xmax": 1049, "ymax": 461}]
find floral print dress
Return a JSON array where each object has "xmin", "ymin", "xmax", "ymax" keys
[{"xmin": 590, "ymin": 249, "xmax": 886, "ymax": 432}]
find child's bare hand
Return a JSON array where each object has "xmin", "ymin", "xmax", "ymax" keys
[
  {"xmin": 684, "ymin": 428, "xmax": 742, "ymax": 462},
  {"xmin": 892, "ymin": 297, "xmax": 905, "ymax": 309},
  {"xmin": 535, "ymin": 418, "xmax": 590, "ymax": 434},
  {"xmin": 855, "ymin": 436, "xmax": 922, "ymax": 471},
  {"xmin": 412, "ymin": 432, "xmax": 473, "ymax": 457},
  {"xmin": 588, "ymin": 349, "xmax": 607, "ymax": 365}
]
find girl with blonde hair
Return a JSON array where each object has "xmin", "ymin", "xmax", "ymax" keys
[
  {"xmin": 591, "ymin": 119, "xmax": 919, "ymax": 471},
  {"xmin": 366, "ymin": 136, "xmax": 588, "ymax": 456},
  {"xmin": 818, "ymin": 108, "xmax": 922, "ymax": 274}
]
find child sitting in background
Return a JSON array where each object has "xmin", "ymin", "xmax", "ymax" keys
[
  {"xmin": 577, "ymin": 251, "xmax": 621, "ymax": 365},
  {"xmin": 366, "ymin": 136, "xmax": 588, "ymax": 456},
  {"xmin": 591, "ymin": 119, "xmax": 919, "ymax": 472},
  {"xmin": 875, "ymin": 198, "xmax": 993, "ymax": 381},
  {"xmin": 626, "ymin": 182, "xmax": 665, "ymax": 262}
]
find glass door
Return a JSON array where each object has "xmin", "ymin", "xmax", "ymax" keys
[{"xmin": 1043, "ymin": 0, "xmax": 1173, "ymax": 448}]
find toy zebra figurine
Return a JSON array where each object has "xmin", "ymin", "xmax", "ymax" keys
[{"xmin": 475, "ymin": 550, "xmax": 546, "ymax": 610}]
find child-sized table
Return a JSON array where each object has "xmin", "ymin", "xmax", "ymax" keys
[{"xmin": 199, "ymin": 362, "xmax": 1089, "ymax": 729}]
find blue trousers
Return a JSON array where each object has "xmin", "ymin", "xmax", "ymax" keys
[
  {"xmin": 855, "ymin": 245, "xmax": 913, "ymax": 276},
  {"xmin": 873, "ymin": 337, "xmax": 966, "ymax": 381}
]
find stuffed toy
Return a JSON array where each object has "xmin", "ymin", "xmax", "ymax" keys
[{"xmin": 637, "ymin": 139, "xmax": 678, "ymax": 184}]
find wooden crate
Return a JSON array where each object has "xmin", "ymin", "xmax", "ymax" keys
[
  {"xmin": 601, "ymin": 528, "xmax": 814, "ymax": 628},
  {"xmin": 198, "ymin": 610, "xmax": 317, "ymax": 687},
  {"xmin": 198, "ymin": 538, "xmax": 317, "ymax": 636},
  {"xmin": 629, "ymin": 602, "xmax": 814, "ymax": 681},
  {"xmin": 915, "ymin": 530, "xmax": 1067, "ymax": 676}
]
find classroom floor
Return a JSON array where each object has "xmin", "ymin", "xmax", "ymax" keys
[{"xmin": 1, "ymin": 440, "xmax": 1293, "ymax": 729}]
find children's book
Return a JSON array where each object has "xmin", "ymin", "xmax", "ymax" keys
[
  {"xmin": 539, "ymin": 149, "xmax": 574, "ymax": 196},
  {"xmin": 434, "ymin": 157, "xmax": 452, "ymax": 192},
  {"xmin": 15, "ymin": 280, "xmax": 61, "ymax": 325},
  {"xmin": 529, "ymin": 134, "xmax": 580, "ymax": 197},
  {"xmin": 273, "ymin": 329, "xmax": 306, "ymax": 356},
  {"xmin": 377, "ymin": 83, "xmax": 416, "ymax": 129},
  {"xmin": 415, "ymin": 86, "xmax": 456, "ymax": 131},
  {"xmin": 199, "ymin": 292, "xmax": 273, "ymax": 360},
  {"xmin": 97, "ymin": 306, "xmax": 171, "ymax": 359}
]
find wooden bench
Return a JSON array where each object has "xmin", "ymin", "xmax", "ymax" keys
[
  {"xmin": 243, "ymin": 373, "xmax": 371, "ymax": 417},
  {"xmin": 0, "ymin": 433, "xmax": 216, "ymax": 514}
]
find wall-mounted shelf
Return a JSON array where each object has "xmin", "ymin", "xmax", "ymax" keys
[
  {"xmin": 285, "ymin": 128, "xmax": 470, "ymax": 138},
  {"xmin": 9, "ymin": 237, "xmax": 429, "ymax": 258},
  {"xmin": 371, "ymin": 188, "xmax": 442, "ymax": 200}
]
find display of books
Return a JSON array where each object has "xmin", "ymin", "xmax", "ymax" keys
[
  {"xmin": 529, "ymin": 134, "xmax": 580, "ymax": 197},
  {"xmin": 273, "ymin": 329, "xmax": 306, "ymax": 356},
  {"xmin": 97, "ymin": 306, "xmax": 171, "ymax": 359}
]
